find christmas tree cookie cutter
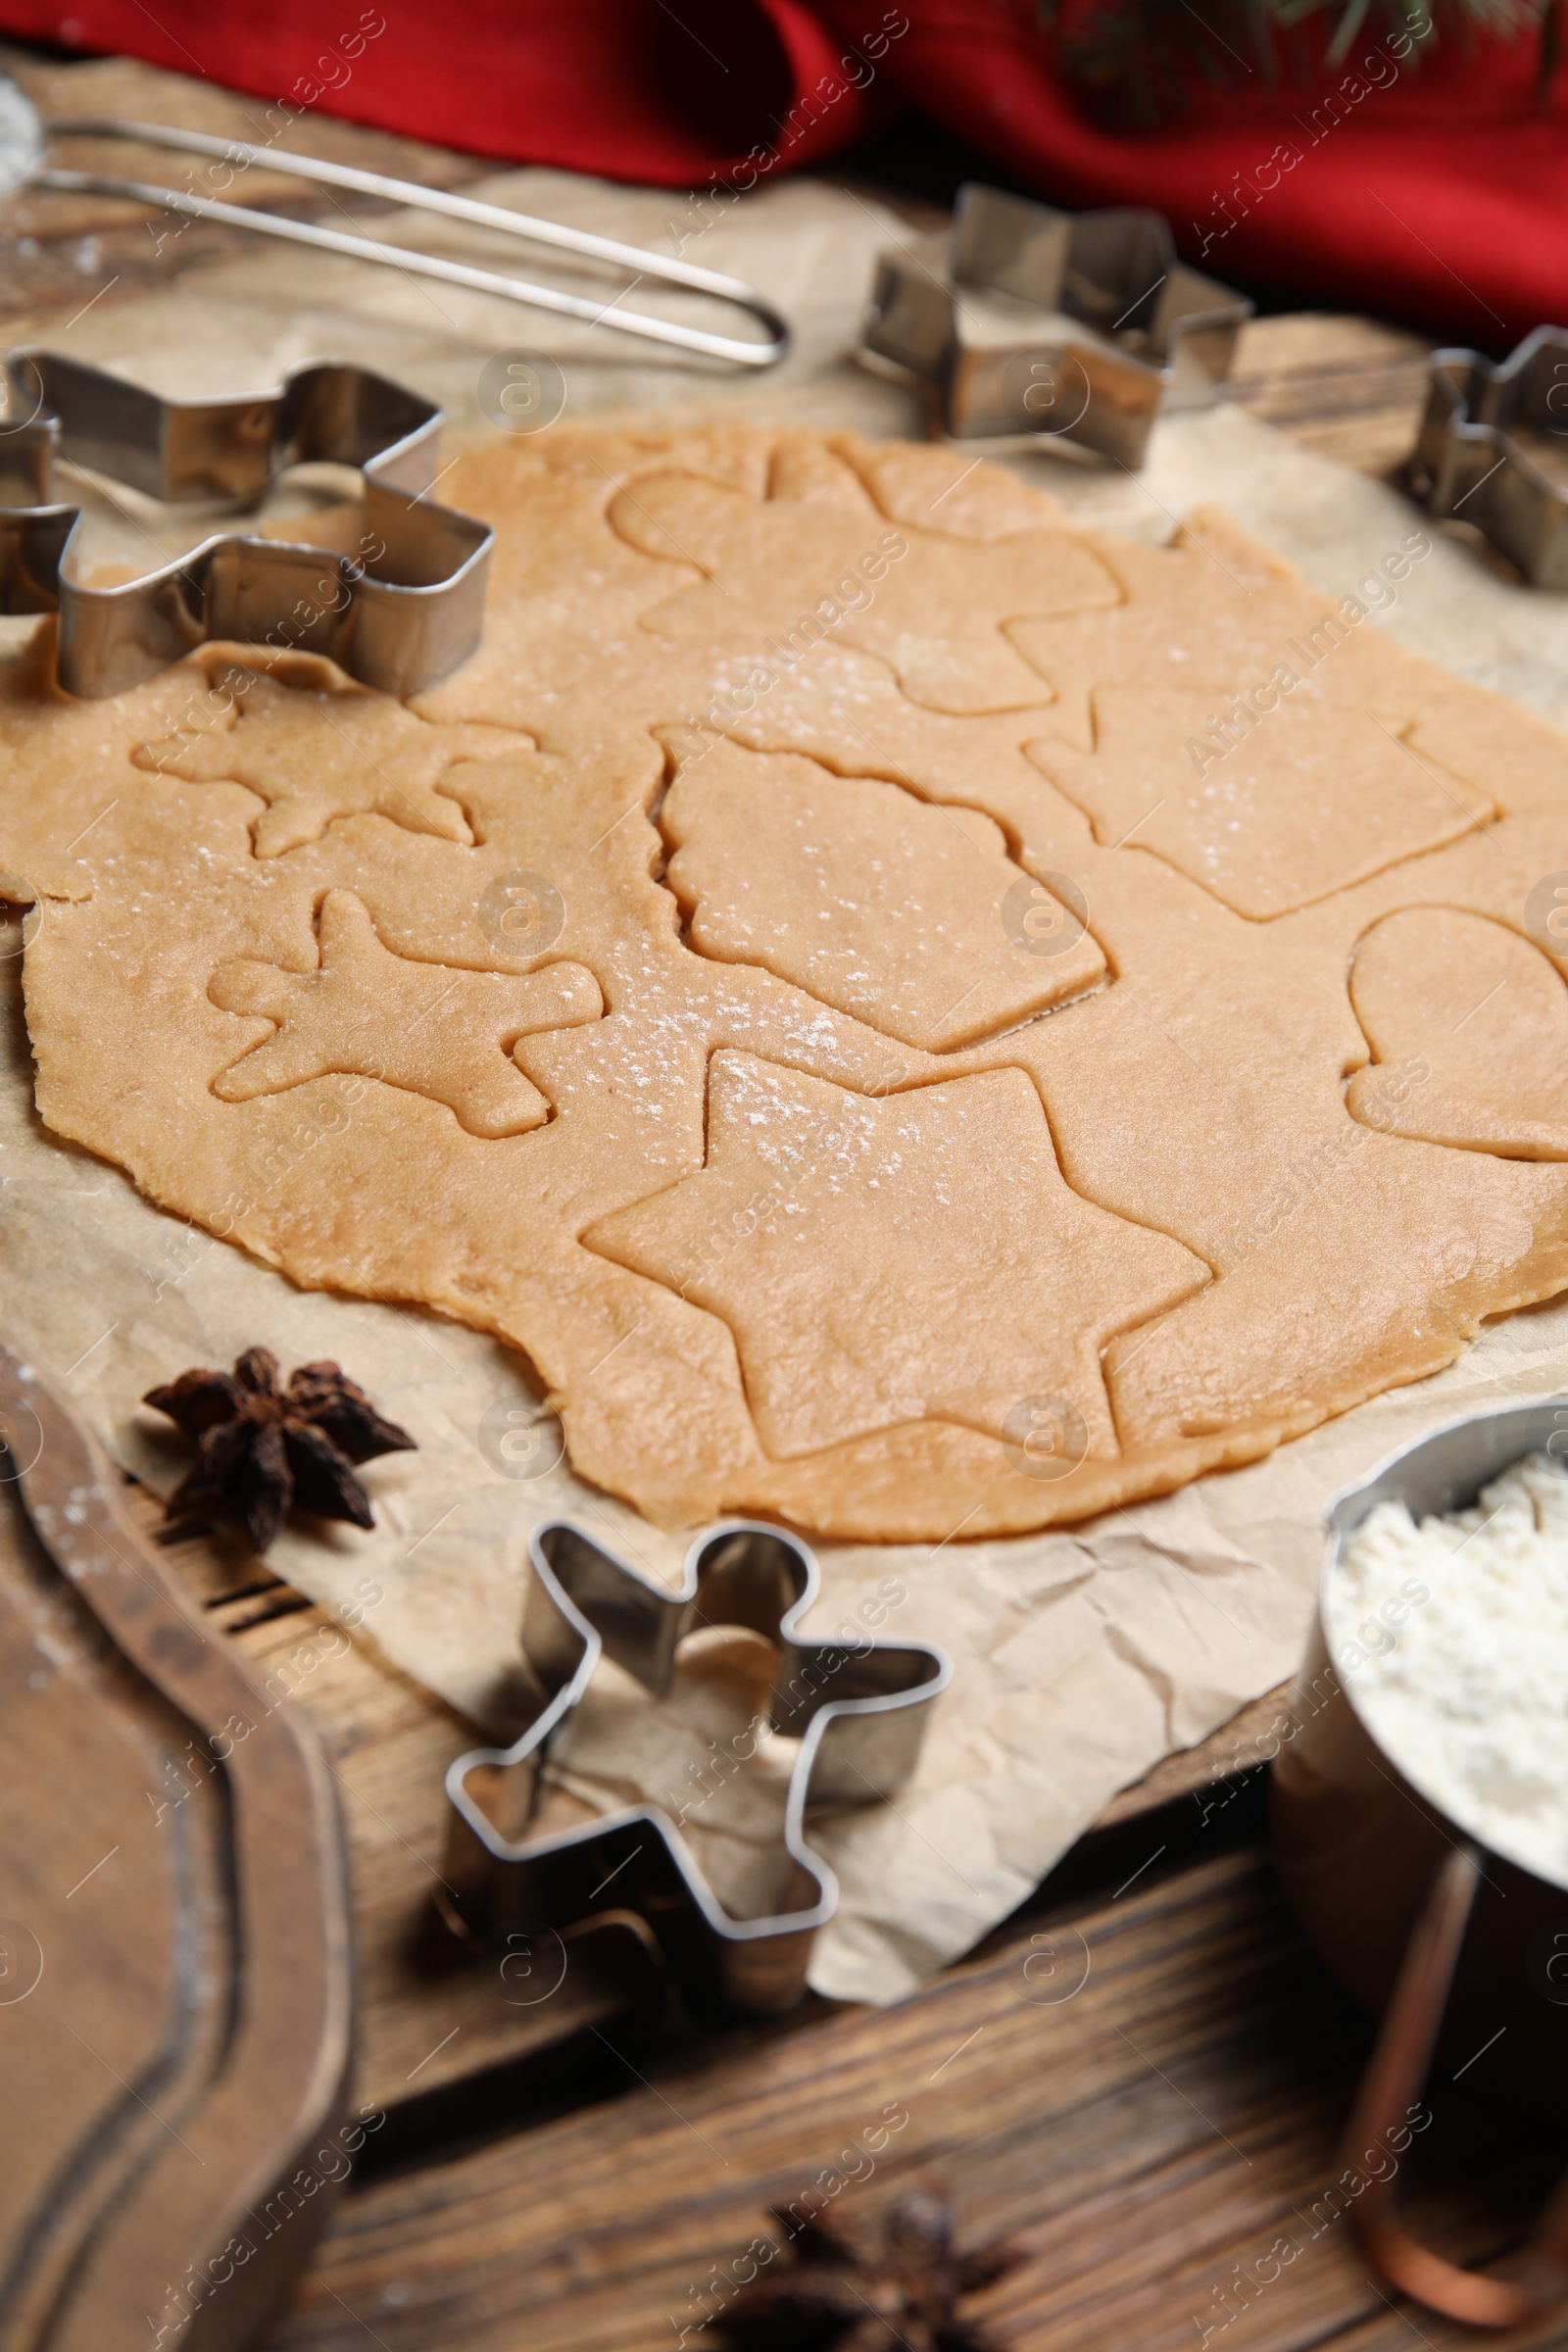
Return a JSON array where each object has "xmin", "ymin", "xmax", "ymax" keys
[
  {"xmin": 441, "ymin": 1518, "xmax": 950, "ymax": 2013},
  {"xmin": 858, "ymin": 182, "xmax": 1252, "ymax": 468},
  {"xmin": 0, "ymin": 348, "xmax": 491, "ymax": 699},
  {"xmin": 1404, "ymin": 324, "xmax": 1568, "ymax": 589}
]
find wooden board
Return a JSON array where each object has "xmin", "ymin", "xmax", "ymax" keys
[
  {"xmin": 131, "ymin": 1484, "xmax": 1295, "ymax": 2126},
  {"xmin": 1228, "ymin": 313, "xmax": 1435, "ymax": 479},
  {"xmin": 259, "ymin": 1849, "xmax": 1564, "ymax": 2352},
  {"xmin": 122, "ymin": 1496, "xmax": 667, "ymax": 2125},
  {"xmin": 0, "ymin": 1347, "xmax": 353, "ymax": 2352}
]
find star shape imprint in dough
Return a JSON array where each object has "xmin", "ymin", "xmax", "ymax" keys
[
  {"xmin": 585, "ymin": 1053, "xmax": 1208, "ymax": 1460},
  {"xmin": 210, "ymin": 890, "xmax": 603, "ymax": 1137},
  {"xmin": 135, "ymin": 662, "xmax": 522, "ymax": 857}
]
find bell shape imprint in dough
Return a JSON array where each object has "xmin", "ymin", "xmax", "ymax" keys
[
  {"xmin": 660, "ymin": 741, "xmax": 1105, "ymax": 1051},
  {"xmin": 609, "ymin": 470, "xmax": 1119, "ymax": 716},
  {"xmin": 209, "ymin": 890, "xmax": 603, "ymax": 1138},
  {"xmin": 1006, "ymin": 512, "xmax": 1311, "ymax": 749},
  {"xmin": 1030, "ymin": 684, "xmax": 1494, "ymax": 919},
  {"xmin": 1348, "ymin": 906, "xmax": 1568, "ymax": 1158},
  {"xmin": 585, "ymin": 1052, "xmax": 1208, "ymax": 1462}
]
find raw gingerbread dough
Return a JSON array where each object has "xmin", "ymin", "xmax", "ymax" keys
[
  {"xmin": 1348, "ymin": 906, "xmax": 1568, "ymax": 1159},
  {"xmin": 3, "ymin": 425, "xmax": 1567, "ymax": 1540}
]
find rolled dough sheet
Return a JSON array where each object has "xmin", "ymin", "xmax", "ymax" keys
[{"xmin": 3, "ymin": 426, "xmax": 1566, "ymax": 1547}]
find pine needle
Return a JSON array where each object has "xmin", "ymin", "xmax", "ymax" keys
[{"xmin": 1027, "ymin": 0, "xmax": 1550, "ymax": 117}]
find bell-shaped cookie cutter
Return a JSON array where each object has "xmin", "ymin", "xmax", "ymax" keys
[
  {"xmin": 0, "ymin": 348, "xmax": 491, "ymax": 699},
  {"xmin": 858, "ymin": 183, "xmax": 1252, "ymax": 467},
  {"xmin": 442, "ymin": 1517, "xmax": 950, "ymax": 2013},
  {"xmin": 1404, "ymin": 324, "xmax": 1568, "ymax": 589}
]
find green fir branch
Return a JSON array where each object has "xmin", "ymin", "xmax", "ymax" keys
[{"xmin": 1030, "ymin": 0, "xmax": 1552, "ymax": 117}]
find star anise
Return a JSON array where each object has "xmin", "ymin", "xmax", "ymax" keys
[
  {"xmin": 144, "ymin": 1346, "xmax": 416, "ymax": 1553},
  {"xmin": 710, "ymin": 2184, "xmax": 1016, "ymax": 2352}
]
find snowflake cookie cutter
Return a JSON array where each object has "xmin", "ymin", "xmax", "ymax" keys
[
  {"xmin": 0, "ymin": 348, "xmax": 491, "ymax": 699},
  {"xmin": 1403, "ymin": 324, "xmax": 1568, "ymax": 589},
  {"xmin": 441, "ymin": 1518, "xmax": 951, "ymax": 2013},
  {"xmin": 858, "ymin": 182, "xmax": 1252, "ymax": 468}
]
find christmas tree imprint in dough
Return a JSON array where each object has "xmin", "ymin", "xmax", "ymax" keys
[
  {"xmin": 209, "ymin": 890, "xmax": 603, "ymax": 1137},
  {"xmin": 608, "ymin": 471, "xmax": 1119, "ymax": 717},
  {"xmin": 1348, "ymin": 906, "xmax": 1568, "ymax": 1159},
  {"xmin": 12, "ymin": 423, "xmax": 1568, "ymax": 1544},
  {"xmin": 1030, "ymin": 684, "xmax": 1495, "ymax": 920},
  {"xmin": 659, "ymin": 739, "xmax": 1105, "ymax": 1051},
  {"xmin": 686, "ymin": 642, "xmax": 1060, "ymax": 832},
  {"xmin": 585, "ymin": 1052, "xmax": 1207, "ymax": 1461},
  {"xmin": 135, "ymin": 659, "xmax": 524, "ymax": 858}
]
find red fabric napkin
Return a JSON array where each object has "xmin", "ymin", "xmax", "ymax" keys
[
  {"xmin": 822, "ymin": 0, "xmax": 1568, "ymax": 344},
  {"xmin": 0, "ymin": 0, "xmax": 886, "ymax": 182},
  {"xmin": 2, "ymin": 0, "xmax": 1561, "ymax": 342}
]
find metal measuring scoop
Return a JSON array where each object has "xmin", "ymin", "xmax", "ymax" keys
[{"xmin": 0, "ymin": 70, "xmax": 790, "ymax": 368}]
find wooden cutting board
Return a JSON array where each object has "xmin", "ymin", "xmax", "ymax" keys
[{"xmin": 0, "ymin": 1345, "xmax": 354, "ymax": 2352}]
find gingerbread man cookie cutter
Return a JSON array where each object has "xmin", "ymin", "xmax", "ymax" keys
[
  {"xmin": 1404, "ymin": 324, "xmax": 1568, "ymax": 589},
  {"xmin": 858, "ymin": 182, "xmax": 1252, "ymax": 467},
  {"xmin": 0, "ymin": 348, "xmax": 491, "ymax": 699},
  {"xmin": 442, "ymin": 1518, "xmax": 950, "ymax": 2013}
]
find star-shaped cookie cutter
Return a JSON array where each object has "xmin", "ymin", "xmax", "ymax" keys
[
  {"xmin": 442, "ymin": 1517, "xmax": 950, "ymax": 2012},
  {"xmin": 1404, "ymin": 324, "xmax": 1568, "ymax": 589},
  {"xmin": 0, "ymin": 348, "xmax": 490, "ymax": 698},
  {"xmin": 858, "ymin": 182, "xmax": 1251, "ymax": 468}
]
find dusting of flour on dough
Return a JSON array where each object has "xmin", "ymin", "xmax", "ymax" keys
[
  {"xmin": 7, "ymin": 423, "xmax": 1568, "ymax": 1541},
  {"xmin": 1330, "ymin": 1449, "xmax": 1568, "ymax": 1887}
]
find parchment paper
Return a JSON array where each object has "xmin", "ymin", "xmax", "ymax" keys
[{"xmin": 5, "ymin": 162, "xmax": 1567, "ymax": 2001}]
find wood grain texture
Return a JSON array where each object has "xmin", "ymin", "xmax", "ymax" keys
[
  {"xmin": 130, "ymin": 1480, "xmax": 1291, "ymax": 2123},
  {"xmin": 0, "ymin": 1347, "xmax": 354, "ymax": 2352},
  {"xmin": 1228, "ymin": 315, "xmax": 1435, "ymax": 479},
  {"xmin": 124, "ymin": 1493, "xmax": 662, "ymax": 2125},
  {"xmin": 261, "ymin": 1849, "xmax": 1562, "ymax": 2352}
]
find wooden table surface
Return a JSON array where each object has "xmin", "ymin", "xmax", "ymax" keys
[{"xmin": 3, "ymin": 45, "xmax": 1558, "ymax": 2349}]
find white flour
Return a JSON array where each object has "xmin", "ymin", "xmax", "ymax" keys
[{"xmin": 1329, "ymin": 1449, "xmax": 1568, "ymax": 1888}]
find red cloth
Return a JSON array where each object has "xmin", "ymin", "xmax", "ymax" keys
[
  {"xmin": 3, "ymin": 0, "xmax": 1562, "ymax": 341},
  {"xmin": 822, "ymin": 1, "xmax": 1568, "ymax": 344},
  {"xmin": 0, "ymin": 1, "xmax": 885, "ymax": 182}
]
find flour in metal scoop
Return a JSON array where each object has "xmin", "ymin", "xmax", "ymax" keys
[{"xmin": 1329, "ymin": 1448, "xmax": 1568, "ymax": 1888}]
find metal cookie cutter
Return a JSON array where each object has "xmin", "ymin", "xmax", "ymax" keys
[
  {"xmin": 0, "ymin": 349, "xmax": 490, "ymax": 698},
  {"xmin": 1404, "ymin": 324, "xmax": 1568, "ymax": 589},
  {"xmin": 0, "ymin": 70, "xmax": 789, "ymax": 369},
  {"xmin": 1274, "ymin": 1397, "xmax": 1568, "ymax": 2327},
  {"xmin": 859, "ymin": 182, "xmax": 1252, "ymax": 467},
  {"xmin": 442, "ymin": 1518, "xmax": 950, "ymax": 2013}
]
